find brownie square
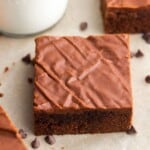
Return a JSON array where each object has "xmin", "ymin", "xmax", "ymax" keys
[
  {"xmin": 34, "ymin": 34, "xmax": 133, "ymax": 135},
  {"xmin": 101, "ymin": 0, "xmax": 150, "ymax": 33},
  {"xmin": 0, "ymin": 106, "xmax": 27, "ymax": 149}
]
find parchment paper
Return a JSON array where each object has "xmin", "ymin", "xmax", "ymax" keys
[{"xmin": 0, "ymin": 0, "xmax": 150, "ymax": 149}]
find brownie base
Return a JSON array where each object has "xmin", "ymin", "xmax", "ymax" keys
[
  {"xmin": 101, "ymin": 0, "xmax": 150, "ymax": 33},
  {"xmin": 34, "ymin": 109, "xmax": 132, "ymax": 135}
]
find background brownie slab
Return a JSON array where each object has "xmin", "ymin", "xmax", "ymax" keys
[
  {"xmin": 34, "ymin": 34, "xmax": 133, "ymax": 135},
  {"xmin": 0, "ymin": 106, "xmax": 27, "ymax": 150},
  {"xmin": 101, "ymin": 0, "xmax": 150, "ymax": 33}
]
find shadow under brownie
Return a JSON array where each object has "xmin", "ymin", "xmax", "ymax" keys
[{"xmin": 34, "ymin": 34, "xmax": 133, "ymax": 135}]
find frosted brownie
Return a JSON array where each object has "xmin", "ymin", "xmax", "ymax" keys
[
  {"xmin": 34, "ymin": 34, "xmax": 133, "ymax": 135},
  {"xmin": 0, "ymin": 106, "xmax": 27, "ymax": 150},
  {"xmin": 101, "ymin": 0, "xmax": 150, "ymax": 33}
]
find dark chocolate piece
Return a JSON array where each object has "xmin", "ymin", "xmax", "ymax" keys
[
  {"xmin": 4, "ymin": 67, "xmax": 9, "ymax": 73},
  {"xmin": 22, "ymin": 54, "xmax": 32, "ymax": 65},
  {"xmin": 28, "ymin": 78, "xmax": 33, "ymax": 84},
  {"xmin": 31, "ymin": 138, "xmax": 40, "ymax": 149},
  {"xmin": 80, "ymin": 22, "xmax": 88, "ymax": 31},
  {"xmin": 45, "ymin": 135, "xmax": 56, "ymax": 145},
  {"xmin": 19, "ymin": 129, "xmax": 27, "ymax": 139},
  {"xmin": 0, "ymin": 93, "xmax": 4, "ymax": 98},
  {"xmin": 101, "ymin": 0, "xmax": 150, "ymax": 33},
  {"xmin": 126, "ymin": 126, "xmax": 137, "ymax": 135},
  {"xmin": 0, "ymin": 106, "xmax": 27, "ymax": 150},
  {"xmin": 145, "ymin": 75, "xmax": 150, "ymax": 83},
  {"xmin": 34, "ymin": 34, "xmax": 133, "ymax": 135},
  {"xmin": 135, "ymin": 50, "xmax": 144, "ymax": 58},
  {"xmin": 142, "ymin": 33, "xmax": 150, "ymax": 44}
]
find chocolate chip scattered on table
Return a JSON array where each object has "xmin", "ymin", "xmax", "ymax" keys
[
  {"xmin": 126, "ymin": 126, "xmax": 137, "ymax": 135},
  {"xmin": 80, "ymin": 22, "xmax": 88, "ymax": 31},
  {"xmin": 4, "ymin": 66, "xmax": 9, "ymax": 73},
  {"xmin": 145, "ymin": 75, "xmax": 150, "ymax": 83},
  {"xmin": 142, "ymin": 33, "xmax": 150, "ymax": 44},
  {"xmin": 19, "ymin": 129, "xmax": 28, "ymax": 139},
  {"xmin": 31, "ymin": 138, "xmax": 40, "ymax": 149},
  {"xmin": 0, "ymin": 93, "xmax": 4, "ymax": 98},
  {"xmin": 28, "ymin": 77, "xmax": 33, "ymax": 84},
  {"xmin": 135, "ymin": 50, "xmax": 144, "ymax": 58},
  {"xmin": 22, "ymin": 54, "xmax": 33, "ymax": 65},
  {"xmin": 45, "ymin": 135, "xmax": 56, "ymax": 145}
]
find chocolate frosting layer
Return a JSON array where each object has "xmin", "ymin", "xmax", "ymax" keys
[
  {"xmin": 105, "ymin": 0, "xmax": 150, "ymax": 8},
  {"xmin": 34, "ymin": 34, "xmax": 132, "ymax": 113},
  {"xmin": 0, "ymin": 106, "xmax": 27, "ymax": 150}
]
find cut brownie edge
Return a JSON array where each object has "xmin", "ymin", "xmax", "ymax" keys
[
  {"xmin": 101, "ymin": 0, "xmax": 150, "ymax": 33},
  {"xmin": 34, "ymin": 108, "xmax": 132, "ymax": 135}
]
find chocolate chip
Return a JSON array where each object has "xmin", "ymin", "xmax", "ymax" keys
[
  {"xmin": 80, "ymin": 22, "xmax": 88, "ymax": 31},
  {"xmin": 4, "ymin": 67, "xmax": 9, "ymax": 73},
  {"xmin": 135, "ymin": 50, "xmax": 144, "ymax": 58},
  {"xmin": 0, "ymin": 93, "xmax": 4, "ymax": 98},
  {"xmin": 19, "ymin": 129, "xmax": 27, "ymax": 139},
  {"xmin": 142, "ymin": 33, "xmax": 150, "ymax": 44},
  {"xmin": 44, "ymin": 135, "xmax": 56, "ymax": 145},
  {"xmin": 126, "ymin": 126, "xmax": 137, "ymax": 135},
  {"xmin": 145, "ymin": 75, "xmax": 150, "ymax": 83},
  {"xmin": 28, "ymin": 78, "xmax": 33, "ymax": 84},
  {"xmin": 31, "ymin": 138, "xmax": 40, "ymax": 149},
  {"xmin": 22, "ymin": 54, "xmax": 32, "ymax": 65}
]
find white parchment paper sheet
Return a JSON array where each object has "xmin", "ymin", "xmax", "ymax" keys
[{"xmin": 0, "ymin": 0, "xmax": 150, "ymax": 149}]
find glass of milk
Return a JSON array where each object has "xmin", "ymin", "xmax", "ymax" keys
[{"xmin": 0, "ymin": 0, "xmax": 68, "ymax": 36}]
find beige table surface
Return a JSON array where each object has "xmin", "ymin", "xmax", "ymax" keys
[{"xmin": 0, "ymin": 0, "xmax": 150, "ymax": 150}]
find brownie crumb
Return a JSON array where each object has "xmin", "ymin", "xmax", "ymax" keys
[
  {"xmin": 22, "ymin": 54, "xmax": 32, "ymax": 65},
  {"xmin": 145, "ymin": 75, "xmax": 150, "ymax": 83},
  {"xmin": 28, "ymin": 78, "xmax": 33, "ymax": 84},
  {"xmin": 142, "ymin": 33, "xmax": 150, "ymax": 44},
  {"xmin": 4, "ymin": 67, "xmax": 9, "ymax": 73},
  {"xmin": 0, "ymin": 93, "xmax": 4, "ymax": 98},
  {"xmin": 31, "ymin": 138, "xmax": 40, "ymax": 149},
  {"xmin": 135, "ymin": 50, "xmax": 144, "ymax": 58},
  {"xmin": 44, "ymin": 135, "xmax": 56, "ymax": 145},
  {"xmin": 19, "ymin": 129, "xmax": 27, "ymax": 139},
  {"xmin": 80, "ymin": 22, "xmax": 88, "ymax": 31},
  {"xmin": 126, "ymin": 126, "xmax": 137, "ymax": 135}
]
